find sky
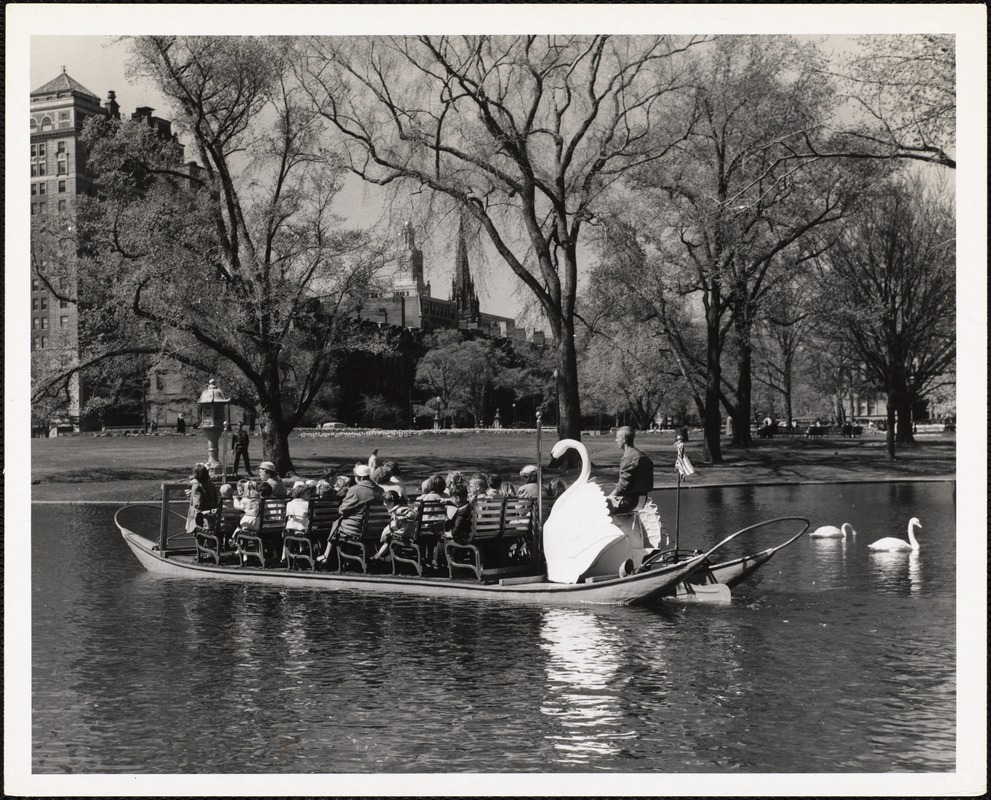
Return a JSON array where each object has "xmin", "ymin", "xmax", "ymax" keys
[{"xmin": 7, "ymin": 5, "xmax": 988, "ymax": 798}]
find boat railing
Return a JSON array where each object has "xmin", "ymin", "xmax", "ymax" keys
[
  {"xmin": 640, "ymin": 516, "xmax": 811, "ymax": 571},
  {"xmin": 158, "ymin": 481, "xmax": 201, "ymax": 554}
]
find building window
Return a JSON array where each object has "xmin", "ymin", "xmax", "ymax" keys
[
  {"xmin": 39, "ymin": 182, "xmax": 47, "ymax": 195},
  {"xmin": 57, "ymin": 161, "xmax": 67, "ymax": 175},
  {"xmin": 31, "ymin": 203, "xmax": 38, "ymax": 215},
  {"xmin": 31, "ymin": 184, "xmax": 37, "ymax": 196},
  {"xmin": 58, "ymin": 200, "xmax": 67, "ymax": 213},
  {"xmin": 38, "ymin": 202, "xmax": 46, "ymax": 214},
  {"xmin": 57, "ymin": 140, "xmax": 67, "ymax": 153},
  {"xmin": 33, "ymin": 337, "xmax": 40, "ymax": 350},
  {"xmin": 41, "ymin": 297, "xmax": 48, "ymax": 310},
  {"xmin": 32, "ymin": 278, "xmax": 40, "ymax": 291},
  {"xmin": 59, "ymin": 113, "xmax": 69, "ymax": 122},
  {"xmin": 38, "ymin": 161, "xmax": 47, "ymax": 176},
  {"xmin": 156, "ymin": 374, "xmax": 165, "ymax": 391},
  {"xmin": 38, "ymin": 143, "xmax": 46, "ymax": 157},
  {"xmin": 60, "ymin": 299, "xmax": 69, "ymax": 309},
  {"xmin": 40, "ymin": 336, "xmax": 47, "ymax": 348},
  {"xmin": 32, "ymin": 298, "xmax": 39, "ymax": 311},
  {"xmin": 33, "ymin": 317, "xmax": 40, "ymax": 330},
  {"xmin": 31, "ymin": 144, "xmax": 37, "ymax": 157},
  {"xmin": 31, "ymin": 164, "xmax": 38, "ymax": 177},
  {"xmin": 41, "ymin": 116, "xmax": 52, "ymax": 132},
  {"xmin": 58, "ymin": 180, "xmax": 66, "ymax": 193},
  {"xmin": 60, "ymin": 316, "xmax": 69, "ymax": 328},
  {"xmin": 41, "ymin": 318, "xmax": 49, "ymax": 329}
]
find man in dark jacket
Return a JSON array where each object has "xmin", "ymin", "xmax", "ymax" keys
[
  {"xmin": 605, "ymin": 426, "xmax": 654, "ymax": 515},
  {"xmin": 231, "ymin": 421, "xmax": 251, "ymax": 476}
]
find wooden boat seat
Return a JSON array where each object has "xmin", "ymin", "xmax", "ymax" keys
[
  {"xmin": 234, "ymin": 498, "xmax": 287, "ymax": 568},
  {"xmin": 336, "ymin": 503, "xmax": 391, "ymax": 574},
  {"xmin": 194, "ymin": 498, "xmax": 240, "ymax": 565},
  {"xmin": 285, "ymin": 497, "xmax": 340, "ymax": 572},
  {"xmin": 445, "ymin": 497, "xmax": 537, "ymax": 581},
  {"xmin": 390, "ymin": 499, "xmax": 448, "ymax": 577}
]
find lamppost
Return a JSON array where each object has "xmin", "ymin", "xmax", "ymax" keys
[
  {"xmin": 433, "ymin": 396, "xmax": 441, "ymax": 430},
  {"xmin": 552, "ymin": 369, "xmax": 560, "ymax": 430},
  {"xmin": 512, "ymin": 401, "xmax": 516, "ymax": 428},
  {"xmin": 196, "ymin": 378, "xmax": 230, "ymax": 479}
]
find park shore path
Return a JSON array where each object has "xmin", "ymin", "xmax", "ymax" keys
[{"xmin": 29, "ymin": 430, "xmax": 955, "ymax": 504}]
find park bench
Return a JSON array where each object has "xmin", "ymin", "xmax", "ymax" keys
[
  {"xmin": 445, "ymin": 497, "xmax": 538, "ymax": 582},
  {"xmin": 840, "ymin": 423, "xmax": 864, "ymax": 438},
  {"xmin": 234, "ymin": 498, "xmax": 288, "ymax": 568},
  {"xmin": 757, "ymin": 422, "xmax": 779, "ymax": 439},
  {"xmin": 389, "ymin": 499, "xmax": 449, "ymax": 577},
  {"xmin": 335, "ymin": 502, "xmax": 392, "ymax": 574},
  {"xmin": 284, "ymin": 496, "xmax": 341, "ymax": 572},
  {"xmin": 805, "ymin": 424, "xmax": 830, "ymax": 438},
  {"xmin": 193, "ymin": 497, "xmax": 241, "ymax": 565}
]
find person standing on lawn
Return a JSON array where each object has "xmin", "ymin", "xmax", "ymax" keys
[{"xmin": 231, "ymin": 422, "xmax": 251, "ymax": 476}]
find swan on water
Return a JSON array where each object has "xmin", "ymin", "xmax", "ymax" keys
[
  {"xmin": 542, "ymin": 439, "xmax": 653, "ymax": 584},
  {"xmin": 810, "ymin": 522, "xmax": 857, "ymax": 538},
  {"xmin": 868, "ymin": 517, "xmax": 922, "ymax": 552}
]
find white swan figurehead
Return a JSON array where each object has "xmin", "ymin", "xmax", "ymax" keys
[
  {"xmin": 543, "ymin": 439, "xmax": 645, "ymax": 584},
  {"xmin": 810, "ymin": 522, "xmax": 857, "ymax": 538},
  {"xmin": 868, "ymin": 517, "xmax": 922, "ymax": 552}
]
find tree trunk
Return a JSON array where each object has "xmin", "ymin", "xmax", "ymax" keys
[
  {"xmin": 702, "ymin": 321, "xmax": 724, "ymax": 463},
  {"xmin": 260, "ymin": 407, "xmax": 294, "ymax": 476},
  {"xmin": 894, "ymin": 387, "xmax": 915, "ymax": 445},
  {"xmin": 884, "ymin": 387, "xmax": 897, "ymax": 461},
  {"xmin": 556, "ymin": 317, "xmax": 582, "ymax": 443},
  {"xmin": 731, "ymin": 337, "xmax": 755, "ymax": 448}
]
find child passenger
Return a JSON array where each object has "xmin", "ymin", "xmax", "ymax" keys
[
  {"xmin": 281, "ymin": 482, "xmax": 312, "ymax": 563},
  {"xmin": 233, "ymin": 480, "xmax": 262, "ymax": 545},
  {"xmin": 433, "ymin": 483, "xmax": 472, "ymax": 568},
  {"xmin": 373, "ymin": 489, "xmax": 413, "ymax": 561}
]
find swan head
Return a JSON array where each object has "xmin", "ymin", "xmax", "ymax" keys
[
  {"xmin": 841, "ymin": 523, "xmax": 856, "ymax": 536},
  {"xmin": 550, "ymin": 439, "xmax": 582, "ymax": 460},
  {"xmin": 909, "ymin": 517, "xmax": 922, "ymax": 530}
]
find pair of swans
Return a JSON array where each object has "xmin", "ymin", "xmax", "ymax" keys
[
  {"xmin": 543, "ymin": 439, "xmax": 660, "ymax": 584},
  {"xmin": 811, "ymin": 518, "xmax": 922, "ymax": 552}
]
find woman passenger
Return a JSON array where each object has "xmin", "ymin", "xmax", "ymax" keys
[
  {"xmin": 281, "ymin": 481, "xmax": 312, "ymax": 564},
  {"xmin": 185, "ymin": 463, "xmax": 219, "ymax": 534}
]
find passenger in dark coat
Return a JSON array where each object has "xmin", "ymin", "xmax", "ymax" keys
[
  {"xmin": 317, "ymin": 464, "xmax": 383, "ymax": 562},
  {"xmin": 605, "ymin": 426, "xmax": 654, "ymax": 515}
]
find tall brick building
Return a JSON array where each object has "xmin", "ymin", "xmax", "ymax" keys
[{"xmin": 30, "ymin": 70, "xmax": 183, "ymax": 431}]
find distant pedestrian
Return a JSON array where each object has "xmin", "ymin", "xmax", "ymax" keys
[
  {"xmin": 368, "ymin": 448, "xmax": 379, "ymax": 472},
  {"xmin": 150, "ymin": 419, "xmax": 158, "ymax": 433},
  {"xmin": 176, "ymin": 414, "xmax": 186, "ymax": 434},
  {"xmin": 231, "ymin": 422, "xmax": 252, "ymax": 476}
]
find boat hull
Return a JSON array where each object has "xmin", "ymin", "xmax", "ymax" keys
[{"xmin": 119, "ymin": 527, "xmax": 710, "ymax": 607}]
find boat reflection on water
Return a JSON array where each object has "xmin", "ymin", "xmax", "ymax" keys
[{"xmin": 538, "ymin": 608, "xmax": 637, "ymax": 763}]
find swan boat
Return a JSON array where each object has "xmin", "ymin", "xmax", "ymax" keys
[{"xmin": 115, "ymin": 438, "xmax": 808, "ymax": 607}]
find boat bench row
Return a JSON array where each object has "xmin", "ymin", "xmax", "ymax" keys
[{"xmin": 193, "ymin": 495, "xmax": 541, "ymax": 582}]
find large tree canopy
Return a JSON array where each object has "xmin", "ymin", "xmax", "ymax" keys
[
  {"xmin": 297, "ymin": 34, "xmax": 706, "ymax": 442},
  {"xmin": 45, "ymin": 36, "xmax": 385, "ymax": 472},
  {"xmin": 816, "ymin": 176, "xmax": 955, "ymax": 458}
]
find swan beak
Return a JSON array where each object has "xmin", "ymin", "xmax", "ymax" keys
[{"xmin": 546, "ymin": 454, "xmax": 564, "ymax": 469}]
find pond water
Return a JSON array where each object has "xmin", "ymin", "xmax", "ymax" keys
[{"xmin": 30, "ymin": 482, "xmax": 956, "ymax": 775}]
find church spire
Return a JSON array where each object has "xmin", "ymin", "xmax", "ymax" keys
[{"xmin": 451, "ymin": 215, "xmax": 480, "ymax": 323}]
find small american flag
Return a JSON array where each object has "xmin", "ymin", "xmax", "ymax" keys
[{"xmin": 675, "ymin": 438, "xmax": 696, "ymax": 477}]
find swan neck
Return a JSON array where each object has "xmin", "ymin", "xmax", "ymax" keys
[{"xmin": 908, "ymin": 522, "xmax": 920, "ymax": 549}]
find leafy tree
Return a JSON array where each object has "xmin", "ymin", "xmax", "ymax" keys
[
  {"xmin": 603, "ymin": 36, "xmax": 884, "ymax": 461},
  {"xmin": 38, "ymin": 36, "xmax": 384, "ymax": 472},
  {"xmin": 816, "ymin": 176, "xmax": 955, "ymax": 458},
  {"xmin": 358, "ymin": 393, "xmax": 405, "ymax": 428},
  {"xmin": 826, "ymin": 35, "xmax": 955, "ymax": 168},
  {"xmin": 414, "ymin": 330, "xmax": 503, "ymax": 427},
  {"xmin": 297, "ymin": 34, "xmax": 706, "ymax": 442}
]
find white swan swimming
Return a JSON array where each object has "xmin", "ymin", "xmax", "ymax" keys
[
  {"xmin": 868, "ymin": 517, "xmax": 922, "ymax": 552},
  {"xmin": 542, "ymin": 439, "xmax": 654, "ymax": 584},
  {"xmin": 810, "ymin": 522, "xmax": 857, "ymax": 538}
]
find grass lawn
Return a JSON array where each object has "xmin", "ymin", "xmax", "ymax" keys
[{"xmin": 30, "ymin": 428, "xmax": 956, "ymax": 503}]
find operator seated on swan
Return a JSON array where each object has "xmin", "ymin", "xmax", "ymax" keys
[{"xmin": 605, "ymin": 426, "xmax": 654, "ymax": 515}]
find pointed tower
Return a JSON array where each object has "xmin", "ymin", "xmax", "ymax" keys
[
  {"xmin": 393, "ymin": 220, "xmax": 427, "ymax": 296},
  {"xmin": 450, "ymin": 216, "xmax": 480, "ymax": 323}
]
